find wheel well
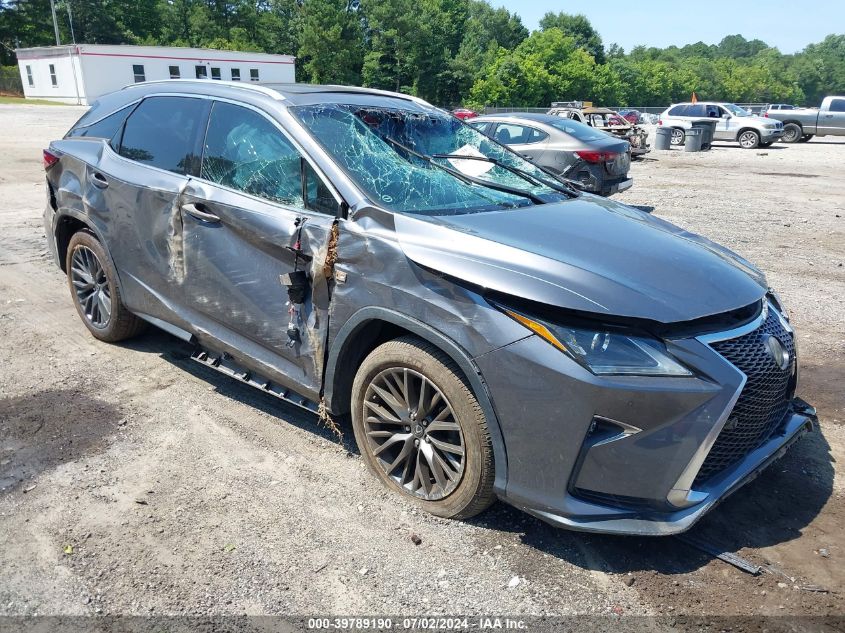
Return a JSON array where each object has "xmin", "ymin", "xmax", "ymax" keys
[
  {"xmin": 327, "ymin": 319, "xmax": 416, "ymax": 416},
  {"xmin": 781, "ymin": 120, "xmax": 803, "ymax": 129},
  {"xmin": 55, "ymin": 215, "xmax": 92, "ymax": 273},
  {"xmin": 737, "ymin": 127, "xmax": 760, "ymax": 138}
]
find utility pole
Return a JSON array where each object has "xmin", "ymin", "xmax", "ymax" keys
[{"xmin": 49, "ymin": 0, "xmax": 61, "ymax": 45}]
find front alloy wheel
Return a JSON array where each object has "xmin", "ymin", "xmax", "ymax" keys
[
  {"xmin": 739, "ymin": 130, "xmax": 760, "ymax": 149},
  {"xmin": 351, "ymin": 336, "xmax": 495, "ymax": 519},
  {"xmin": 363, "ymin": 367, "xmax": 465, "ymax": 501}
]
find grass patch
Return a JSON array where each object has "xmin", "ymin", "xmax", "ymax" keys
[{"xmin": 0, "ymin": 96, "xmax": 68, "ymax": 106}]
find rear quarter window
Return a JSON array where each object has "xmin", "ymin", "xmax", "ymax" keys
[
  {"xmin": 668, "ymin": 105, "xmax": 689, "ymax": 116},
  {"xmin": 66, "ymin": 104, "xmax": 136, "ymax": 145}
]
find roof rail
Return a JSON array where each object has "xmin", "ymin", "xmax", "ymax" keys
[{"xmin": 122, "ymin": 79, "xmax": 286, "ymax": 101}]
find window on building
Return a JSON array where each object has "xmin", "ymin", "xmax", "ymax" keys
[
  {"xmin": 230, "ymin": 68, "xmax": 241, "ymax": 81},
  {"xmin": 118, "ymin": 96, "xmax": 208, "ymax": 175},
  {"xmin": 49, "ymin": 64, "xmax": 57, "ymax": 87},
  {"xmin": 169, "ymin": 65, "xmax": 180, "ymax": 79},
  {"xmin": 25, "ymin": 65, "xmax": 34, "ymax": 87},
  {"xmin": 249, "ymin": 68, "xmax": 259, "ymax": 82},
  {"xmin": 210, "ymin": 67, "xmax": 221, "ymax": 80},
  {"xmin": 132, "ymin": 64, "xmax": 145, "ymax": 83},
  {"xmin": 195, "ymin": 65, "xmax": 208, "ymax": 79}
]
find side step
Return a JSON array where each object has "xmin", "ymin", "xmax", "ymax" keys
[{"xmin": 190, "ymin": 348, "xmax": 319, "ymax": 414}]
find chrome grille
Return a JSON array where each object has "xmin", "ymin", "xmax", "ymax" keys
[{"xmin": 694, "ymin": 308, "xmax": 795, "ymax": 485}]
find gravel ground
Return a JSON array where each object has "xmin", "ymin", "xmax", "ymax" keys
[{"xmin": 0, "ymin": 105, "xmax": 843, "ymax": 625}]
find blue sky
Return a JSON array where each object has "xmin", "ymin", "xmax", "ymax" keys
[{"xmin": 494, "ymin": 0, "xmax": 843, "ymax": 54}]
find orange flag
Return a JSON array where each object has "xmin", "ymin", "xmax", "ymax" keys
[{"xmin": 691, "ymin": 92, "xmax": 698, "ymax": 104}]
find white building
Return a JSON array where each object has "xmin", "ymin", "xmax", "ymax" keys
[{"xmin": 15, "ymin": 44, "xmax": 296, "ymax": 105}]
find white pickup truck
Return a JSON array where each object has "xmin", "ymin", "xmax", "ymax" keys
[{"xmin": 764, "ymin": 96, "xmax": 845, "ymax": 143}]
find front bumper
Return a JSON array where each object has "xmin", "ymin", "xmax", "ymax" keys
[
  {"xmin": 761, "ymin": 129, "xmax": 784, "ymax": 141},
  {"xmin": 521, "ymin": 403, "xmax": 815, "ymax": 535},
  {"xmin": 475, "ymin": 306, "xmax": 814, "ymax": 536}
]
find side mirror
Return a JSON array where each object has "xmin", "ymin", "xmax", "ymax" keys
[{"xmin": 721, "ymin": 113, "xmax": 731, "ymax": 119}]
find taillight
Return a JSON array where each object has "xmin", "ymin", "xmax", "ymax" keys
[
  {"xmin": 43, "ymin": 149, "xmax": 59, "ymax": 170},
  {"xmin": 576, "ymin": 150, "xmax": 618, "ymax": 163},
  {"xmin": 764, "ymin": 112, "xmax": 769, "ymax": 117},
  {"xmin": 657, "ymin": 119, "xmax": 663, "ymax": 126}
]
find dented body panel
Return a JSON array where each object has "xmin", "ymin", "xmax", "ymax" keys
[{"xmin": 45, "ymin": 80, "xmax": 815, "ymax": 536}]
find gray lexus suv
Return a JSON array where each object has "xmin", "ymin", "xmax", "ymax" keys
[{"xmin": 44, "ymin": 80, "xmax": 816, "ymax": 535}]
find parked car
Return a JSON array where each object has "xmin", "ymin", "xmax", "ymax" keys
[
  {"xmin": 659, "ymin": 102, "xmax": 783, "ymax": 149},
  {"xmin": 452, "ymin": 108, "xmax": 478, "ymax": 120},
  {"xmin": 469, "ymin": 112, "xmax": 632, "ymax": 196},
  {"xmin": 45, "ymin": 80, "xmax": 816, "ymax": 536},
  {"xmin": 764, "ymin": 96, "xmax": 845, "ymax": 143},
  {"xmin": 548, "ymin": 104, "xmax": 650, "ymax": 157},
  {"xmin": 619, "ymin": 109, "xmax": 641, "ymax": 124},
  {"xmin": 765, "ymin": 104, "xmax": 797, "ymax": 112}
]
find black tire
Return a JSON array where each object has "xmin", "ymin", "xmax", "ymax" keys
[
  {"xmin": 782, "ymin": 123, "xmax": 802, "ymax": 143},
  {"xmin": 65, "ymin": 230, "xmax": 146, "ymax": 342},
  {"xmin": 798, "ymin": 134, "xmax": 814, "ymax": 143},
  {"xmin": 670, "ymin": 128, "xmax": 685, "ymax": 146},
  {"xmin": 351, "ymin": 336, "xmax": 495, "ymax": 519},
  {"xmin": 738, "ymin": 130, "xmax": 760, "ymax": 149}
]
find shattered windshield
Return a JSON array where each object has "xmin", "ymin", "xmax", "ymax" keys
[{"xmin": 291, "ymin": 103, "xmax": 566, "ymax": 215}]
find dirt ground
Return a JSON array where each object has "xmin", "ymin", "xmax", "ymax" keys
[{"xmin": 0, "ymin": 105, "xmax": 843, "ymax": 625}]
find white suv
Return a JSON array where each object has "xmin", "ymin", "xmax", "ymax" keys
[{"xmin": 659, "ymin": 102, "xmax": 784, "ymax": 149}]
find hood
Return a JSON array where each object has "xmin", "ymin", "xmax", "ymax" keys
[{"xmin": 395, "ymin": 195, "xmax": 767, "ymax": 324}]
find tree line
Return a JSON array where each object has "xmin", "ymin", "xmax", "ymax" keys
[{"xmin": 1, "ymin": 0, "xmax": 843, "ymax": 108}]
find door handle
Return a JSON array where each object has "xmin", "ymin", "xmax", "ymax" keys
[
  {"xmin": 182, "ymin": 202, "xmax": 220, "ymax": 223},
  {"xmin": 89, "ymin": 172, "xmax": 108, "ymax": 189},
  {"xmin": 824, "ymin": 114, "xmax": 834, "ymax": 118}
]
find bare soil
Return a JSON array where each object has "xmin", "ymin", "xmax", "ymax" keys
[{"xmin": 0, "ymin": 106, "xmax": 843, "ymax": 623}]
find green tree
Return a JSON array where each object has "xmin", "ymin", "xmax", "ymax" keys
[
  {"xmin": 538, "ymin": 11, "xmax": 604, "ymax": 63},
  {"xmin": 298, "ymin": 0, "xmax": 363, "ymax": 84}
]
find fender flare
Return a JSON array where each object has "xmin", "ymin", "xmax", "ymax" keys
[{"xmin": 325, "ymin": 306, "xmax": 509, "ymax": 495}]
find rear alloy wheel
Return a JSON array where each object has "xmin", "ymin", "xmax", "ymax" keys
[
  {"xmin": 738, "ymin": 130, "xmax": 760, "ymax": 149},
  {"xmin": 66, "ymin": 230, "xmax": 146, "ymax": 342},
  {"xmin": 351, "ymin": 336, "xmax": 495, "ymax": 519},
  {"xmin": 670, "ymin": 128, "xmax": 685, "ymax": 145},
  {"xmin": 781, "ymin": 123, "xmax": 802, "ymax": 143}
]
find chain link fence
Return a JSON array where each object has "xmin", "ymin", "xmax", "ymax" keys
[{"xmin": 0, "ymin": 66, "xmax": 23, "ymax": 96}]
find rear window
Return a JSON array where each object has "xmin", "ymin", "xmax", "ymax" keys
[
  {"xmin": 117, "ymin": 96, "xmax": 208, "ymax": 175},
  {"xmin": 830, "ymin": 98, "xmax": 845, "ymax": 113},
  {"xmin": 668, "ymin": 105, "xmax": 688, "ymax": 116},
  {"xmin": 66, "ymin": 104, "xmax": 136, "ymax": 143},
  {"xmin": 541, "ymin": 118, "xmax": 606, "ymax": 142}
]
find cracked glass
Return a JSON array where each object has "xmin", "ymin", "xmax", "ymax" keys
[
  {"xmin": 202, "ymin": 101, "xmax": 304, "ymax": 207},
  {"xmin": 292, "ymin": 103, "xmax": 568, "ymax": 216}
]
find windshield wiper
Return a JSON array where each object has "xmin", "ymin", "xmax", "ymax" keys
[
  {"xmin": 380, "ymin": 137, "xmax": 547, "ymax": 205},
  {"xmin": 432, "ymin": 153, "xmax": 581, "ymax": 197}
]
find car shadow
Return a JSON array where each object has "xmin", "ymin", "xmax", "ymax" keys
[
  {"xmin": 468, "ymin": 426, "xmax": 834, "ymax": 576},
  {"xmin": 0, "ymin": 389, "xmax": 125, "ymax": 495},
  {"xmin": 116, "ymin": 329, "xmax": 358, "ymax": 454}
]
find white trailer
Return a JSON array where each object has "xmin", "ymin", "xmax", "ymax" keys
[{"xmin": 16, "ymin": 44, "xmax": 296, "ymax": 105}]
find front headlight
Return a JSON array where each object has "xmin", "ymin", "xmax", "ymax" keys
[{"xmin": 501, "ymin": 308, "xmax": 692, "ymax": 377}]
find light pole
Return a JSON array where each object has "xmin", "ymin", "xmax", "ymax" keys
[{"xmin": 49, "ymin": 0, "xmax": 61, "ymax": 45}]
